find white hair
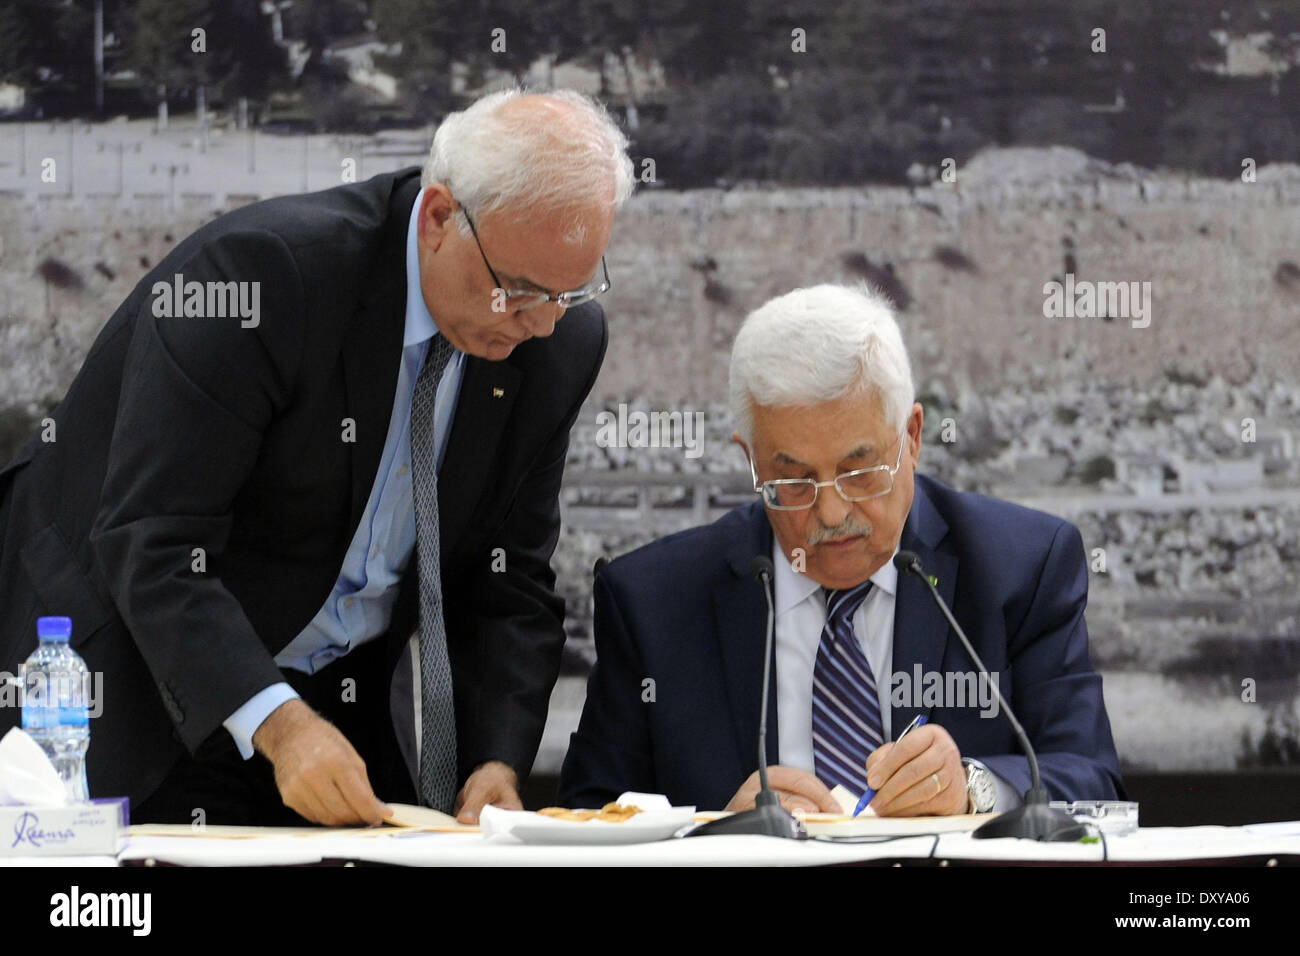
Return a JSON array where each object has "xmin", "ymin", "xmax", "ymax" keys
[
  {"xmin": 422, "ymin": 87, "xmax": 634, "ymax": 245},
  {"xmin": 729, "ymin": 283, "xmax": 915, "ymax": 446}
]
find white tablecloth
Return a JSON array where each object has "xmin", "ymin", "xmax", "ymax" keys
[{"xmin": 81, "ymin": 823, "xmax": 1300, "ymax": 866}]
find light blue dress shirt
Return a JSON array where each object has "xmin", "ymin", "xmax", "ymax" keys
[{"xmin": 223, "ymin": 188, "xmax": 467, "ymax": 759}]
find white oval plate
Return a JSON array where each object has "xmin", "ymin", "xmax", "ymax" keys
[{"xmin": 480, "ymin": 805, "xmax": 697, "ymax": 845}]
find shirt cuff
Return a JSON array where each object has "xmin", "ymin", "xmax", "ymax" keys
[
  {"xmin": 967, "ymin": 757, "xmax": 1023, "ymax": 813},
  {"xmin": 223, "ymin": 683, "xmax": 300, "ymax": 760}
]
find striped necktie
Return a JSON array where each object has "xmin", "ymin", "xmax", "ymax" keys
[
  {"xmin": 410, "ymin": 334, "xmax": 457, "ymax": 811},
  {"xmin": 811, "ymin": 580, "xmax": 883, "ymax": 794}
]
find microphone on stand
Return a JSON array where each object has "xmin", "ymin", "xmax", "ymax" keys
[
  {"xmin": 687, "ymin": 555, "xmax": 806, "ymax": 839},
  {"xmin": 893, "ymin": 550, "xmax": 1086, "ymax": 842}
]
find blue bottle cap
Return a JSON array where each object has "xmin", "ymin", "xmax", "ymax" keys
[{"xmin": 37, "ymin": 616, "xmax": 73, "ymax": 641}]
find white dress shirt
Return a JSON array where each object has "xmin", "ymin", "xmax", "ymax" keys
[{"xmin": 774, "ymin": 540, "xmax": 899, "ymax": 769}]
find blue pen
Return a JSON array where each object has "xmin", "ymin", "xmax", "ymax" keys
[{"xmin": 853, "ymin": 714, "xmax": 927, "ymax": 817}]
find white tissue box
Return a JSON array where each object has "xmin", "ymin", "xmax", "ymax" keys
[{"xmin": 0, "ymin": 799, "xmax": 124, "ymax": 857}]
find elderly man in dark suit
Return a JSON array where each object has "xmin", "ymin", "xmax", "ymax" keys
[
  {"xmin": 559, "ymin": 283, "xmax": 1124, "ymax": 815},
  {"xmin": 0, "ymin": 89, "xmax": 633, "ymax": 826}
]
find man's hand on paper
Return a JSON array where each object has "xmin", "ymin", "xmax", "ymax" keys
[
  {"xmin": 253, "ymin": 698, "xmax": 391, "ymax": 827},
  {"xmin": 725, "ymin": 765, "xmax": 842, "ymax": 814},
  {"xmin": 865, "ymin": 723, "xmax": 967, "ymax": 816}
]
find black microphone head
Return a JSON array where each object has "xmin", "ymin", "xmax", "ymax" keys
[
  {"xmin": 894, "ymin": 550, "xmax": 924, "ymax": 575},
  {"xmin": 750, "ymin": 555, "xmax": 775, "ymax": 581}
]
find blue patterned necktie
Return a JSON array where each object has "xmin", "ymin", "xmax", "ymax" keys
[
  {"xmin": 410, "ymin": 334, "xmax": 457, "ymax": 811},
  {"xmin": 811, "ymin": 580, "xmax": 883, "ymax": 794}
]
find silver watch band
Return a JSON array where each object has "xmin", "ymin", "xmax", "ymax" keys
[{"xmin": 963, "ymin": 758, "xmax": 997, "ymax": 813}]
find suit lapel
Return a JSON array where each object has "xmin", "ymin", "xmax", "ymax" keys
[
  {"xmin": 712, "ymin": 503, "xmax": 780, "ymax": 770},
  {"xmin": 890, "ymin": 478, "xmax": 958, "ymax": 737},
  {"xmin": 436, "ymin": 357, "xmax": 521, "ymax": 556},
  {"xmin": 341, "ymin": 177, "xmax": 417, "ymax": 536},
  {"xmin": 338, "ymin": 169, "xmax": 520, "ymax": 561}
]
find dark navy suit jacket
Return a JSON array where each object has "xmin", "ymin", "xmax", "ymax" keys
[{"xmin": 558, "ymin": 473, "xmax": 1125, "ymax": 810}]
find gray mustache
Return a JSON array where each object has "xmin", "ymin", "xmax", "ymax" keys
[{"xmin": 807, "ymin": 519, "xmax": 873, "ymax": 547}]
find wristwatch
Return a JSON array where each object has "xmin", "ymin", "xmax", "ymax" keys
[{"xmin": 963, "ymin": 759, "xmax": 997, "ymax": 813}]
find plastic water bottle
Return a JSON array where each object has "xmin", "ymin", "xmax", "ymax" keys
[{"xmin": 20, "ymin": 616, "xmax": 91, "ymax": 802}]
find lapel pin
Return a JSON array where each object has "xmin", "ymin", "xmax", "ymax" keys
[
  {"xmin": 492, "ymin": 387, "xmax": 504, "ymax": 398},
  {"xmin": 928, "ymin": 574, "xmax": 939, "ymax": 587}
]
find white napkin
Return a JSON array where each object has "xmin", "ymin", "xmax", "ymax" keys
[
  {"xmin": 830, "ymin": 783, "xmax": 876, "ymax": 817},
  {"xmin": 0, "ymin": 726, "xmax": 67, "ymax": 806},
  {"xmin": 614, "ymin": 791, "xmax": 672, "ymax": 812},
  {"xmin": 478, "ymin": 803, "xmax": 524, "ymax": 840}
]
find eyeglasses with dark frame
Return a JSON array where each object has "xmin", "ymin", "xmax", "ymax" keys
[
  {"xmin": 750, "ymin": 426, "xmax": 909, "ymax": 511},
  {"xmin": 459, "ymin": 204, "xmax": 611, "ymax": 311}
]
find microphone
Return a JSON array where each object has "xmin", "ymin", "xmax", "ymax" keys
[
  {"xmin": 747, "ymin": 556, "xmax": 778, "ymax": 801},
  {"xmin": 893, "ymin": 550, "xmax": 1086, "ymax": 841},
  {"xmin": 687, "ymin": 555, "xmax": 806, "ymax": 839}
]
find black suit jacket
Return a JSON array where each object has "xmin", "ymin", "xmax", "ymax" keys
[
  {"xmin": 0, "ymin": 167, "xmax": 606, "ymax": 805},
  {"xmin": 558, "ymin": 475, "xmax": 1125, "ymax": 810}
]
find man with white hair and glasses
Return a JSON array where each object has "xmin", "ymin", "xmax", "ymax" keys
[
  {"xmin": 560, "ymin": 283, "xmax": 1124, "ymax": 815},
  {"xmin": 0, "ymin": 88, "xmax": 634, "ymax": 826}
]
